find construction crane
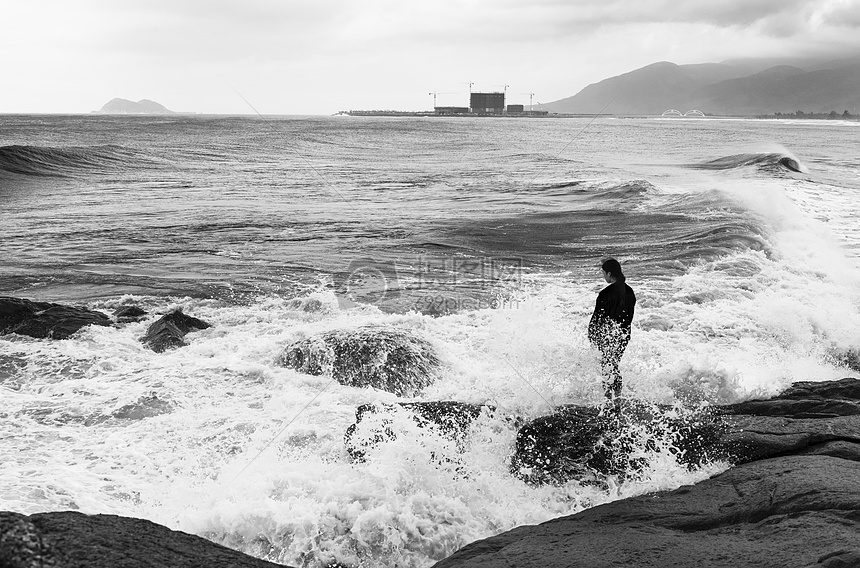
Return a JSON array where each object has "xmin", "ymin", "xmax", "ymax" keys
[
  {"xmin": 428, "ymin": 92, "xmax": 456, "ymax": 108},
  {"xmin": 521, "ymin": 92, "xmax": 535, "ymax": 109}
]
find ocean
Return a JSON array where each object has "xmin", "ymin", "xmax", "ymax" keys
[{"xmin": 2, "ymin": 114, "xmax": 859, "ymax": 567}]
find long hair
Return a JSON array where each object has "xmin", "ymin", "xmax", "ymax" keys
[{"xmin": 602, "ymin": 258, "xmax": 626, "ymax": 299}]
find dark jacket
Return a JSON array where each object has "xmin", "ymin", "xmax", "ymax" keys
[{"xmin": 588, "ymin": 282, "xmax": 636, "ymax": 348}]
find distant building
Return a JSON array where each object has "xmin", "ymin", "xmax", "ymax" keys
[
  {"xmin": 507, "ymin": 104, "xmax": 524, "ymax": 113},
  {"xmin": 435, "ymin": 106, "xmax": 470, "ymax": 115},
  {"xmin": 470, "ymin": 92, "xmax": 505, "ymax": 114}
]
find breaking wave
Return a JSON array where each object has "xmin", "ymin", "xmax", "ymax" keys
[{"xmin": 691, "ymin": 152, "xmax": 805, "ymax": 174}]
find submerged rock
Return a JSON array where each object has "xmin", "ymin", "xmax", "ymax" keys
[
  {"xmin": 112, "ymin": 395, "xmax": 174, "ymax": 420},
  {"xmin": 0, "ymin": 510, "xmax": 291, "ymax": 568},
  {"xmin": 0, "ymin": 296, "xmax": 111, "ymax": 339},
  {"xmin": 141, "ymin": 310, "xmax": 210, "ymax": 353},
  {"xmin": 344, "ymin": 401, "xmax": 497, "ymax": 461},
  {"xmin": 280, "ymin": 326, "xmax": 439, "ymax": 396}
]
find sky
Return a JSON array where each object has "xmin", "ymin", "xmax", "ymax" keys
[{"xmin": 2, "ymin": 0, "xmax": 859, "ymax": 115}]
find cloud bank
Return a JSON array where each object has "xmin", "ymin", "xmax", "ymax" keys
[{"xmin": 1, "ymin": 0, "xmax": 858, "ymax": 113}]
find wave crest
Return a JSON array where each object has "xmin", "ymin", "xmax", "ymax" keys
[
  {"xmin": 691, "ymin": 153, "xmax": 804, "ymax": 173},
  {"xmin": 0, "ymin": 144, "xmax": 136, "ymax": 177},
  {"xmin": 536, "ymin": 179, "xmax": 658, "ymax": 199}
]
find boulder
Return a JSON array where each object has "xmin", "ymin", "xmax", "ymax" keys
[
  {"xmin": 510, "ymin": 400, "xmax": 726, "ymax": 485},
  {"xmin": 141, "ymin": 310, "xmax": 210, "ymax": 353},
  {"xmin": 510, "ymin": 378, "xmax": 860, "ymax": 487},
  {"xmin": 344, "ymin": 401, "xmax": 497, "ymax": 461},
  {"xmin": 0, "ymin": 510, "xmax": 291, "ymax": 568},
  {"xmin": 280, "ymin": 326, "xmax": 439, "ymax": 396},
  {"xmin": 0, "ymin": 296, "xmax": 111, "ymax": 339}
]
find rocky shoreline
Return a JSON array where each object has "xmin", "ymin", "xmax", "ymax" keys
[
  {"xmin": 2, "ymin": 296, "xmax": 859, "ymax": 567},
  {"xmin": 3, "ymin": 378, "xmax": 858, "ymax": 567}
]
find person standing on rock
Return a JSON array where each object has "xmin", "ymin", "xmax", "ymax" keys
[{"xmin": 588, "ymin": 258, "xmax": 636, "ymax": 400}]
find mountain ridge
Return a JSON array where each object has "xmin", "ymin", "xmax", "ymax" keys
[{"xmin": 544, "ymin": 57, "xmax": 860, "ymax": 116}]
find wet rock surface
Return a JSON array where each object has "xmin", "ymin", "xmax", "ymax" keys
[
  {"xmin": 0, "ymin": 296, "xmax": 111, "ymax": 339},
  {"xmin": 0, "ymin": 511, "xmax": 290, "ymax": 568},
  {"xmin": 510, "ymin": 400, "xmax": 725, "ymax": 485},
  {"xmin": 280, "ymin": 326, "xmax": 440, "ymax": 396},
  {"xmin": 140, "ymin": 309, "xmax": 211, "ymax": 353},
  {"xmin": 432, "ymin": 377, "xmax": 860, "ymax": 568}
]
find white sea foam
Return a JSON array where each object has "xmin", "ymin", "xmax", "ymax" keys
[{"xmin": 0, "ymin": 288, "xmax": 730, "ymax": 566}]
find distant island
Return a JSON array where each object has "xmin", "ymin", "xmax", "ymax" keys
[
  {"xmin": 92, "ymin": 98, "xmax": 174, "ymax": 114},
  {"xmin": 542, "ymin": 56, "xmax": 860, "ymax": 116}
]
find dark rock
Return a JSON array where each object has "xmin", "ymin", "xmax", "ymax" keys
[
  {"xmin": 0, "ymin": 296, "xmax": 111, "ymax": 339},
  {"xmin": 141, "ymin": 310, "xmax": 210, "ymax": 353},
  {"xmin": 510, "ymin": 400, "xmax": 727, "ymax": 485},
  {"xmin": 344, "ymin": 401, "xmax": 498, "ymax": 461},
  {"xmin": 719, "ymin": 378, "xmax": 860, "ymax": 463},
  {"xmin": 0, "ymin": 512, "xmax": 59, "ymax": 567},
  {"xmin": 722, "ymin": 414, "xmax": 860, "ymax": 464},
  {"xmin": 725, "ymin": 377, "xmax": 860, "ymax": 417},
  {"xmin": 113, "ymin": 306, "xmax": 148, "ymax": 324},
  {"xmin": 280, "ymin": 326, "xmax": 439, "ymax": 396},
  {"xmin": 0, "ymin": 510, "xmax": 291, "ymax": 568},
  {"xmin": 431, "ymin": 455, "xmax": 860, "ymax": 568},
  {"xmin": 142, "ymin": 320, "xmax": 187, "ymax": 352},
  {"xmin": 512, "ymin": 378, "xmax": 860, "ymax": 487}
]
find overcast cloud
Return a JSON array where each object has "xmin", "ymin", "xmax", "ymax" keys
[{"xmin": 1, "ymin": 0, "xmax": 858, "ymax": 114}]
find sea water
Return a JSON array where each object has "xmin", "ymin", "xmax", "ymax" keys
[{"xmin": 1, "ymin": 115, "xmax": 859, "ymax": 567}]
